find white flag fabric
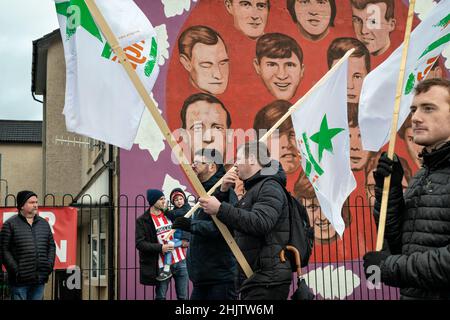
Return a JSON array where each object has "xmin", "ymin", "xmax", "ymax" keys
[
  {"xmin": 291, "ymin": 57, "xmax": 356, "ymax": 237},
  {"xmin": 55, "ymin": 0, "xmax": 160, "ymax": 149},
  {"xmin": 359, "ymin": 0, "xmax": 450, "ymax": 151}
]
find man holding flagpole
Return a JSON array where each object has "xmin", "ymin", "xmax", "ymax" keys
[
  {"xmin": 363, "ymin": 78, "xmax": 450, "ymax": 300},
  {"xmin": 198, "ymin": 48, "xmax": 356, "ymax": 300},
  {"xmin": 199, "ymin": 142, "xmax": 292, "ymax": 300}
]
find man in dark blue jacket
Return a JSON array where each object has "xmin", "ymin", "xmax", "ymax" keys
[
  {"xmin": 172, "ymin": 148, "xmax": 238, "ymax": 300},
  {"xmin": 199, "ymin": 142, "xmax": 292, "ymax": 300}
]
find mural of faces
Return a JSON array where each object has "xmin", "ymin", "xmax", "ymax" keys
[
  {"xmin": 184, "ymin": 100, "xmax": 229, "ymax": 159},
  {"xmin": 404, "ymin": 126, "xmax": 423, "ymax": 168},
  {"xmin": 162, "ymin": 0, "xmax": 422, "ymax": 266},
  {"xmin": 225, "ymin": 0, "xmax": 270, "ymax": 39},
  {"xmin": 351, "ymin": 1, "xmax": 396, "ymax": 56},
  {"xmin": 305, "ymin": 197, "xmax": 337, "ymax": 242},
  {"xmin": 180, "ymin": 38, "xmax": 230, "ymax": 95},
  {"xmin": 254, "ymin": 54, "xmax": 305, "ymax": 100},
  {"xmin": 294, "ymin": 0, "xmax": 333, "ymax": 41},
  {"xmin": 331, "ymin": 55, "xmax": 368, "ymax": 104},
  {"xmin": 349, "ymin": 126, "xmax": 370, "ymax": 171}
]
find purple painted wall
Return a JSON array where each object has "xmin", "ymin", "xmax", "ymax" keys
[{"xmin": 119, "ymin": 1, "xmax": 197, "ymax": 300}]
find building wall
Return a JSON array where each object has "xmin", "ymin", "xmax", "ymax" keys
[
  {"xmin": 42, "ymin": 38, "xmax": 115, "ymax": 300},
  {"xmin": 0, "ymin": 143, "xmax": 42, "ymax": 206},
  {"xmin": 43, "ymin": 39, "xmax": 82, "ymax": 201}
]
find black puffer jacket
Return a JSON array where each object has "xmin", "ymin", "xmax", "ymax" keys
[
  {"xmin": 135, "ymin": 210, "xmax": 162, "ymax": 286},
  {"xmin": 374, "ymin": 142, "xmax": 450, "ymax": 300},
  {"xmin": 187, "ymin": 165, "xmax": 238, "ymax": 286},
  {"xmin": 1, "ymin": 214, "xmax": 56, "ymax": 285},
  {"xmin": 217, "ymin": 161, "xmax": 292, "ymax": 291}
]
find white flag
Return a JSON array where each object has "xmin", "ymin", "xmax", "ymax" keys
[
  {"xmin": 291, "ymin": 57, "xmax": 356, "ymax": 237},
  {"xmin": 359, "ymin": 0, "xmax": 450, "ymax": 151},
  {"xmin": 55, "ymin": 0, "xmax": 160, "ymax": 150}
]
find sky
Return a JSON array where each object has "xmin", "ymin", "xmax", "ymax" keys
[{"xmin": 0, "ymin": 0, "xmax": 59, "ymax": 121}]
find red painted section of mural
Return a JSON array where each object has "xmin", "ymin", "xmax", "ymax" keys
[{"xmin": 163, "ymin": 0, "xmax": 424, "ymax": 264}]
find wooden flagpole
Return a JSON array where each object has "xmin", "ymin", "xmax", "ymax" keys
[
  {"xmin": 376, "ymin": 0, "xmax": 416, "ymax": 251},
  {"xmin": 181, "ymin": 48, "xmax": 356, "ymax": 219},
  {"xmin": 84, "ymin": 0, "xmax": 253, "ymax": 278}
]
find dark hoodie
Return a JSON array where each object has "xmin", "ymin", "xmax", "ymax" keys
[
  {"xmin": 187, "ymin": 165, "xmax": 239, "ymax": 286},
  {"xmin": 217, "ymin": 160, "xmax": 292, "ymax": 292},
  {"xmin": 167, "ymin": 188, "xmax": 191, "ymax": 241}
]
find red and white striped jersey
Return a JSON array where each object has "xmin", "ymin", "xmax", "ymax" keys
[{"xmin": 150, "ymin": 211, "xmax": 186, "ymax": 268}]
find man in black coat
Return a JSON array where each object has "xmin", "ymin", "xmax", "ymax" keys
[
  {"xmin": 135, "ymin": 189, "xmax": 188, "ymax": 300},
  {"xmin": 363, "ymin": 78, "xmax": 450, "ymax": 300},
  {"xmin": 0, "ymin": 190, "xmax": 55, "ymax": 300},
  {"xmin": 199, "ymin": 141, "xmax": 292, "ymax": 300},
  {"xmin": 172, "ymin": 148, "xmax": 238, "ymax": 300}
]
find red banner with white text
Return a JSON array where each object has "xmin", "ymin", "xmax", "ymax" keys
[{"xmin": 0, "ymin": 207, "xmax": 78, "ymax": 269}]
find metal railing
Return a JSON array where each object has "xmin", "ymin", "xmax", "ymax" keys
[{"xmin": 0, "ymin": 193, "xmax": 399, "ymax": 300}]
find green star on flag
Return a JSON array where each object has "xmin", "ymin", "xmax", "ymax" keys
[
  {"xmin": 55, "ymin": 0, "xmax": 103, "ymax": 42},
  {"xmin": 309, "ymin": 115, "xmax": 344, "ymax": 162},
  {"xmin": 291, "ymin": 53, "xmax": 356, "ymax": 238}
]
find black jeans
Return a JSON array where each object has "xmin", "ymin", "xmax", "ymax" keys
[
  {"xmin": 190, "ymin": 282, "xmax": 237, "ymax": 300},
  {"xmin": 240, "ymin": 283, "xmax": 290, "ymax": 300}
]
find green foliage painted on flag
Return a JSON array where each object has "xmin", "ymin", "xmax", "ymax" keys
[
  {"xmin": 144, "ymin": 37, "xmax": 158, "ymax": 77},
  {"xmin": 418, "ymin": 34, "xmax": 450, "ymax": 60},
  {"xmin": 434, "ymin": 13, "xmax": 450, "ymax": 29},
  {"xmin": 404, "ymin": 72, "xmax": 416, "ymax": 95}
]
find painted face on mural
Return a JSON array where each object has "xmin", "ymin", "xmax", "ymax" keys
[
  {"xmin": 254, "ymin": 54, "xmax": 305, "ymax": 100},
  {"xmin": 351, "ymin": 2, "xmax": 396, "ymax": 56},
  {"xmin": 426, "ymin": 65, "xmax": 444, "ymax": 80},
  {"xmin": 180, "ymin": 38, "xmax": 230, "ymax": 95},
  {"xmin": 404, "ymin": 127, "xmax": 423, "ymax": 168},
  {"xmin": 349, "ymin": 126, "xmax": 371, "ymax": 171},
  {"xmin": 185, "ymin": 100, "xmax": 229, "ymax": 159},
  {"xmin": 331, "ymin": 55, "xmax": 368, "ymax": 104},
  {"xmin": 294, "ymin": 0, "xmax": 332, "ymax": 41},
  {"xmin": 305, "ymin": 197, "xmax": 336, "ymax": 241},
  {"xmin": 267, "ymin": 129, "xmax": 301, "ymax": 174},
  {"xmin": 225, "ymin": 0, "xmax": 269, "ymax": 39}
]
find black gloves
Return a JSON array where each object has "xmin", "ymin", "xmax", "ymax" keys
[
  {"xmin": 373, "ymin": 152, "xmax": 404, "ymax": 188},
  {"xmin": 363, "ymin": 251, "xmax": 390, "ymax": 282},
  {"xmin": 172, "ymin": 217, "xmax": 191, "ymax": 232}
]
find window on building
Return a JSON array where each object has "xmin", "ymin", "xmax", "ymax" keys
[{"xmin": 90, "ymin": 218, "xmax": 106, "ymax": 282}]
